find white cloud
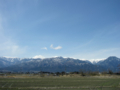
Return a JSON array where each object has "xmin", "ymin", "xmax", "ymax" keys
[
  {"xmin": 53, "ymin": 56, "xmax": 58, "ymax": 57},
  {"xmin": 41, "ymin": 47, "xmax": 47, "ymax": 50},
  {"xmin": 0, "ymin": 15, "xmax": 27, "ymax": 57},
  {"xmin": 33, "ymin": 55, "xmax": 45, "ymax": 59},
  {"xmin": 73, "ymin": 48, "xmax": 120, "ymax": 61},
  {"xmin": 3, "ymin": 56, "xmax": 18, "ymax": 58},
  {"xmin": 0, "ymin": 40, "xmax": 27, "ymax": 57},
  {"xmin": 50, "ymin": 44, "xmax": 62, "ymax": 50}
]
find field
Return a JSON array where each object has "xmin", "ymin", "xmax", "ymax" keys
[{"xmin": 0, "ymin": 74, "xmax": 120, "ymax": 90}]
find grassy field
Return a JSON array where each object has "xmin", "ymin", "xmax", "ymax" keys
[{"xmin": 0, "ymin": 75, "xmax": 120, "ymax": 90}]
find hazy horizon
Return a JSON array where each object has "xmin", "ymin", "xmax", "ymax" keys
[{"xmin": 1, "ymin": 55, "xmax": 119, "ymax": 63}]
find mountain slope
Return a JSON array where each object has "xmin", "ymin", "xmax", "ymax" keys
[
  {"xmin": 0, "ymin": 57, "xmax": 32, "ymax": 68},
  {"xmin": 95, "ymin": 56, "xmax": 120, "ymax": 72},
  {"xmin": 0, "ymin": 57, "xmax": 105, "ymax": 72},
  {"xmin": 0, "ymin": 56, "xmax": 120, "ymax": 72}
]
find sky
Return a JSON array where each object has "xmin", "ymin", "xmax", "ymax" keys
[{"xmin": 0, "ymin": 0, "xmax": 120, "ymax": 60}]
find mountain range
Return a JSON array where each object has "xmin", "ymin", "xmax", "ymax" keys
[{"xmin": 0, "ymin": 56, "xmax": 120, "ymax": 72}]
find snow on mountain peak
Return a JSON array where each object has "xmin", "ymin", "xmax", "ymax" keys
[
  {"xmin": 89, "ymin": 58, "xmax": 106, "ymax": 64},
  {"xmin": 33, "ymin": 55, "xmax": 45, "ymax": 59}
]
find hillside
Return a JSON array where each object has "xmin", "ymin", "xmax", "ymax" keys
[{"xmin": 0, "ymin": 56, "xmax": 120, "ymax": 72}]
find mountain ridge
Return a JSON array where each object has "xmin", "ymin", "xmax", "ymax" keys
[{"xmin": 0, "ymin": 56, "xmax": 120, "ymax": 72}]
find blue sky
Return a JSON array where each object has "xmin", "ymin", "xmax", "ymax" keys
[{"xmin": 0, "ymin": 0, "xmax": 120, "ymax": 60}]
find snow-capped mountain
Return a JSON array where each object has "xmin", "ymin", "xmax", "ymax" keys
[
  {"xmin": 95, "ymin": 56, "xmax": 120, "ymax": 72},
  {"xmin": 88, "ymin": 59, "xmax": 106, "ymax": 64},
  {"xmin": 0, "ymin": 56, "xmax": 120, "ymax": 72},
  {"xmin": 0, "ymin": 57, "xmax": 32, "ymax": 68},
  {"xmin": 0, "ymin": 56, "xmax": 20, "ymax": 62}
]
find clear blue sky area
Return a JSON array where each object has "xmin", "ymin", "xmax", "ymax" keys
[{"xmin": 0, "ymin": 0, "xmax": 120, "ymax": 60}]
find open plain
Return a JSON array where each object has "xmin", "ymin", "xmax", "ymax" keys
[{"xmin": 0, "ymin": 74, "xmax": 120, "ymax": 90}]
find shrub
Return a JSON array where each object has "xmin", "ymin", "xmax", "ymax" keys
[
  {"xmin": 108, "ymin": 70, "xmax": 113, "ymax": 74},
  {"xmin": 81, "ymin": 72, "xmax": 86, "ymax": 76}
]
